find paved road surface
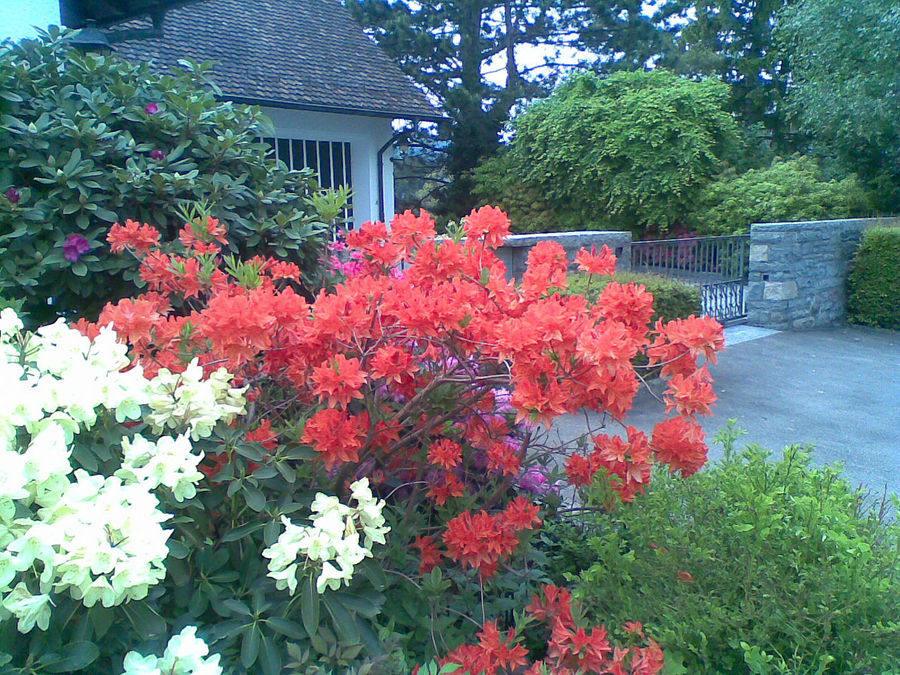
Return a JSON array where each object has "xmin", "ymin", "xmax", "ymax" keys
[{"xmin": 549, "ymin": 325, "xmax": 900, "ymax": 498}]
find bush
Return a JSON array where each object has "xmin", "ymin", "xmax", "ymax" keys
[
  {"xmin": 566, "ymin": 271, "xmax": 701, "ymax": 325},
  {"xmin": 474, "ymin": 70, "xmax": 743, "ymax": 236},
  {"xmin": 571, "ymin": 428, "xmax": 900, "ymax": 674},
  {"xmin": 1, "ymin": 207, "xmax": 728, "ymax": 673},
  {"xmin": 470, "ymin": 151, "xmax": 584, "ymax": 233},
  {"xmin": 847, "ymin": 226, "xmax": 900, "ymax": 329},
  {"xmin": 692, "ymin": 156, "xmax": 874, "ymax": 235},
  {"xmin": 0, "ymin": 29, "xmax": 331, "ymax": 325}
]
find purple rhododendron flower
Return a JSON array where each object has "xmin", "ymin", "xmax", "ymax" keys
[
  {"xmin": 517, "ymin": 466, "xmax": 562, "ymax": 496},
  {"xmin": 144, "ymin": 102, "xmax": 159, "ymax": 114},
  {"xmin": 150, "ymin": 149, "xmax": 166, "ymax": 161},
  {"xmin": 63, "ymin": 234, "xmax": 91, "ymax": 262},
  {"xmin": 3, "ymin": 187, "xmax": 20, "ymax": 204}
]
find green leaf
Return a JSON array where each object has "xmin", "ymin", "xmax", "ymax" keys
[
  {"xmin": 266, "ymin": 616, "xmax": 306, "ymax": 640},
  {"xmin": 301, "ymin": 574, "xmax": 320, "ymax": 637},
  {"xmin": 93, "ymin": 207, "xmax": 119, "ymax": 222},
  {"xmin": 89, "ymin": 606, "xmax": 114, "ymax": 639},
  {"xmin": 71, "ymin": 262, "xmax": 88, "ymax": 277},
  {"xmin": 123, "ymin": 601, "xmax": 166, "ymax": 638},
  {"xmin": 167, "ymin": 538, "xmax": 191, "ymax": 559},
  {"xmin": 223, "ymin": 598, "xmax": 253, "ymax": 616},
  {"xmin": 235, "ymin": 443, "xmax": 265, "ymax": 461},
  {"xmin": 275, "ymin": 461, "xmax": 296, "ymax": 483},
  {"xmin": 251, "ymin": 465, "xmax": 279, "ymax": 480},
  {"xmin": 243, "ymin": 485, "xmax": 267, "ymax": 512},
  {"xmin": 324, "ymin": 595, "xmax": 360, "ymax": 645},
  {"xmin": 40, "ymin": 641, "xmax": 100, "ymax": 673},
  {"xmin": 258, "ymin": 635, "xmax": 282, "ymax": 675},
  {"xmin": 221, "ymin": 521, "xmax": 266, "ymax": 543},
  {"xmin": 240, "ymin": 625, "xmax": 261, "ymax": 669},
  {"xmin": 334, "ymin": 591, "xmax": 382, "ymax": 618}
]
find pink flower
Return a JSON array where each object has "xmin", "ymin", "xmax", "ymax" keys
[
  {"xmin": 63, "ymin": 234, "xmax": 91, "ymax": 262},
  {"xmin": 150, "ymin": 149, "xmax": 166, "ymax": 161},
  {"xmin": 144, "ymin": 102, "xmax": 159, "ymax": 115}
]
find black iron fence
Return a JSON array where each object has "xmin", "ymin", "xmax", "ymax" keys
[{"xmin": 631, "ymin": 235, "xmax": 750, "ymax": 324}]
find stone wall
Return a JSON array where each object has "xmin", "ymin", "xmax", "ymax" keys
[
  {"xmin": 496, "ymin": 231, "xmax": 632, "ymax": 280},
  {"xmin": 746, "ymin": 217, "xmax": 900, "ymax": 329}
]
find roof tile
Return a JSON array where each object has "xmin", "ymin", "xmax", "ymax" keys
[{"xmin": 113, "ymin": 0, "xmax": 442, "ymax": 120}]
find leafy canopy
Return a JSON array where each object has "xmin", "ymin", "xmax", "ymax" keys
[
  {"xmin": 776, "ymin": 0, "xmax": 900, "ymax": 209},
  {"xmin": 476, "ymin": 70, "xmax": 743, "ymax": 235},
  {"xmin": 691, "ymin": 156, "xmax": 873, "ymax": 235},
  {"xmin": 349, "ymin": 0, "xmax": 679, "ymax": 217}
]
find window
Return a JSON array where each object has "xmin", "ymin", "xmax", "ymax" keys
[{"xmin": 261, "ymin": 137, "xmax": 353, "ymax": 225}]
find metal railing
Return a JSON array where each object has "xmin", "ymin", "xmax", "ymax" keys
[
  {"xmin": 631, "ymin": 235, "xmax": 749, "ymax": 284},
  {"xmin": 631, "ymin": 235, "xmax": 750, "ymax": 324}
]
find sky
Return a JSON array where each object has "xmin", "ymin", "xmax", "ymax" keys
[{"xmin": 1, "ymin": 0, "xmax": 60, "ymax": 42}]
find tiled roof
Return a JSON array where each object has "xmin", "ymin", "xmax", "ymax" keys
[{"xmin": 112, "ymin": 0, "xmax": 442, "ymax": 120}]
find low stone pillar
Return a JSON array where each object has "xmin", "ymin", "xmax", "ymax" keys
[
  {"xmin": 746, "ymin": 217, "xmax": 900, "ymax": 329},
  {"xmin": 496, "ymin": 231, "xmax": 632, "ymax": 280}
]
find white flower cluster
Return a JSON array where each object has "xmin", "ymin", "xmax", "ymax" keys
[
  {"xmin": 120, "ymin": 626, "xmax": 222, "ymax": 675},
  {"xmin": 117, "ymin": 434, "xmax": 205, "ymax": 502},
  {"xmin": 145, "ymin": 360, "xmax": 246, "ymax": 441},
  {"xmin": 0, "ymin": 310, "xmax": 246, "ymax": 633},
  {"xmin": 263, "ymin": 478, "xmax": 390, "ymax": 594}
]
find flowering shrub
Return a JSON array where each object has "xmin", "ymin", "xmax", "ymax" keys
[
  {"xmin": 0, "ymin": 30, "xmax": 335, "ymax": 326},
  {"xmin": 0, "ymin": 308, "xmax": 244, "ymax": 671},
  {"xmin": 54, "ymin": 204, "xmax": 726, "ymax": 672},
  {"xmin": 423, "ymin": 585, "xmax": 664, "ymax": 675}
]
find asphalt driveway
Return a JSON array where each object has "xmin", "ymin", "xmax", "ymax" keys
[{"xmin": 550, "ymin": 325, "xmax": 900, "ymax": 498}]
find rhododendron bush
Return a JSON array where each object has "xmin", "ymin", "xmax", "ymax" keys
[{"xmin": 3, "ymin": 205, "xmax": 723, "ymax": 673}]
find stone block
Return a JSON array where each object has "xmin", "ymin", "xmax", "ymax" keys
[
  {"xmin": 763, "ymin": 281, "xmax": 799, "ymax": 301},
  {"xmin": 749, "ymin": 244, "xmax": 768, "ymax": 262}
]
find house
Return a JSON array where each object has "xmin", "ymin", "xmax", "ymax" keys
[{"xmin": 3, "ymin": 0, "xmax": 443, "ymax": 227}]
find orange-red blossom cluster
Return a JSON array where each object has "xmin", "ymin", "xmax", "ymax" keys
[
  {"xmin": 88, "ymin": 205, "xmax": 723, "ymax": 574},
  {"xmin": 421, "ymin": 585, "xmax": 663, "ymax": 675}
]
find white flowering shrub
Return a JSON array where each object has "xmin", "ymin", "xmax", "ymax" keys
[
  {"xmin": 0, "ymin": 308, "xmax": 397, "ymax": 674},
  {"xmin": 263, "ymin": 478, "xmax": 390, "ymax": 594},
  {"xmin": 120, "ymin": 626, "xmax": 222, "ymax": 675},
  {"xmin": 0, "ymin": 310, "xmax": 245, "ymax": 671}
]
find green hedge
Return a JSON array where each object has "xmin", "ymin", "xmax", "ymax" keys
[
  {"xmin": 566, "ymin": 270, "xmax": 701, "ymax": 325},
  {"xmin": 560, "ymin": 430, "xmax": 900, "ymax": 675},
  {"xmin": 847, "ymin": 226, "xmax": 900, "ymax": 330}
]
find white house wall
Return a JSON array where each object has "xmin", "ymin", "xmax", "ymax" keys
[{"xmin": 261, "ymin": 107, "xmax": 396, "ymax": 227}]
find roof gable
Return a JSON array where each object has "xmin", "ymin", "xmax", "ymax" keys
[{"xmin": 111, "ymin": 0, "xmax": 441, "ymax": 120}]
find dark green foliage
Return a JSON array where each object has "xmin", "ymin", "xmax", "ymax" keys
[
  {"xmin": 847, "ymin": 226, "xmax": 900, "ymax": 330},
  {"xmin": 349, "ymin": 0, "xmax": 685, "ymax": 219},
  {"xmin": 776, "ymin": 0, "xmax": 900, "ymax": 212},
  {"xmin": 663, "ymin": 0, "xmax": 794, "ymax": 151},
  {"xmin": 0, "ymin": 29, "xmax": 329, "ymax": 325},
  {"xmin": 566, "ymin": 271, "xmax": 701, "ymax": 325},
  {"xmin": 571, "ymin": 434, "xmax": 900, "ymax": 674},
  {"xmin": 470, "ymin": 150, "xmax": 584, "ymax": 233},
  {"xmin": 474, "ymin": 70, "xmax": 743, "ymax": 236},
  {"xmin": 692, "ymin": 156, "xmax": 874, "ymax": 235}
]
